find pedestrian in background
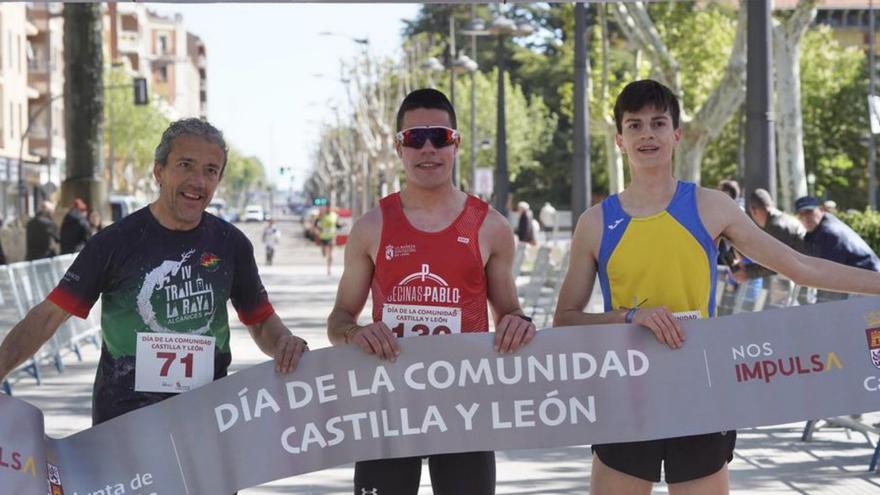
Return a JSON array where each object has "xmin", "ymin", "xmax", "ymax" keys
[
  {"xmin": 539, "ymin": 201, "xmax": 557, "ymax": 232},
  {"xmin": 60, "ymin": 198, "xmax": 92, "ymax": 254},
  {"xmin": 26, "ymin": 201, "xmax": 59, "ymax": 261},
  {"xmin": 88, "ymin": 209, "xmax": 104, "ymax": 234},
  {"xmin": 262, "ymin": 218, "xmax": 281, "ymax": 266},
  {"xmin": 514, "ymin": 201, "xmax": 536, "ymax": 245}
]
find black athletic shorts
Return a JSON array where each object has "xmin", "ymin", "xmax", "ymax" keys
[
  {"xmin": 592, "ymin": 431, "xmax": 736, "ymax": 484},
  {"xmin": 353, "ymin": 451, "xmax": 495, "ymax": 495},
  {"xmin": 320, "ymin": 238, "xmax": 334, "ymax": 247}
]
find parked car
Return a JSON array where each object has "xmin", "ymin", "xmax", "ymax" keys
[
  {"xmin": 206, "ymin": 198, "xmax": 227, "ymax": 220},
  {"xmin": 243, "ymin": 204, "xmax": 265, "ymax": 222},
  {"xmin": 109, "ymin": 195, "xmax": 146, "ymax": 222}
]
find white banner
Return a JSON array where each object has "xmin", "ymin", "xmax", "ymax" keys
[{"xmin": 3, "ymin": 297, "xmax": 880, "ymax": 494}]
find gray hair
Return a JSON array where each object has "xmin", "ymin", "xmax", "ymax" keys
[{"xmin": 154, "ymin": 118, "xmax": 228, "ymax": 168}]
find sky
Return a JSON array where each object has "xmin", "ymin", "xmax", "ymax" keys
[{"xmin": 146, "ymin": 3, "xmax": 421, "ymax": 192}]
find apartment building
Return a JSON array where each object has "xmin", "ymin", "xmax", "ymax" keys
[
  {"xmin": 0, "ymin": 4, "xmax": 207, "ymax": 220},
  {"xmin": 0, "ymin": 3, "xmax": 51, "ymax": 220},
  {"xmin": 109, "ymin": 4, "xmax": 207, "ymax": 120}
]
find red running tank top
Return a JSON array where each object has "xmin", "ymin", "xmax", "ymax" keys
[{"xmin": 371, "ymin": 192, "xmax": 490, "ymax": 338}]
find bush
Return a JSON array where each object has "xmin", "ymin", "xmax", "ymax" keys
[{"xmin": 836, "ymin": 209, "xmax": 880, "ymax": 255}]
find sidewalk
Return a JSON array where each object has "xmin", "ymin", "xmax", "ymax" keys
[{"xmin": 6, "ymin": 218, "xmax": 880, "ymax": 494}]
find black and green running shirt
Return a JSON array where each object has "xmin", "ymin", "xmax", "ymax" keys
[{"xmin": 47, "ymin": 207, "xmax": 274, "ymax": 424}]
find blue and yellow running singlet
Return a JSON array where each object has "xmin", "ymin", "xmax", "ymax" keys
[{"xmin": 597, "ymin": 181, "xmax": 718, "ymax": 318}]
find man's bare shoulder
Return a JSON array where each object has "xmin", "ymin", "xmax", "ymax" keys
[
  {"xmin": 572, "ymin": 203, "xmax": 604, "ymax": 255},
  {"xmin": 696, "ymin": 185, "xmax": 744, "ymax": 238},
  {"xmin": 696, "ymin": 186, "xmax": 739, "ymax": 211},
  {"xmin": 349, "ymin": 207, "xmax": 383, "ymax": 251},
  {"xmin": 480, "ymin": 207, "xmax": 514, "ymax": 243}
]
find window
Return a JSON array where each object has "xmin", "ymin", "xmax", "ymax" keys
[
  {"xmin": 158, "ymin": 34, "xmax": 168, "ymax": 55},
  {"xmin": 157, "ymin": 65, "xmax": 168, "ymax": 83}
]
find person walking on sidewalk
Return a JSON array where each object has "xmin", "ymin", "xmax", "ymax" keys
[
  {"xmin": 262, "ymin": 218, "xmax": 281, "ymax": 266},
  {"xmin": 60, "ymin": 198, "xmax": 92, "ymax": 254},
  {"xmin": 0, "ymin": 118, "xmax": 308, "ymax": 428},
  {"xmin": 26, "ymin": 201, "xmax": 60, "ymax": 261},
  {"xmin": 554, "ymin": 79, "xmax": 880, "ymax": 495},
  {"xmin": 327, "ymin": 88, "xmax": 536, "ymax": 495}
]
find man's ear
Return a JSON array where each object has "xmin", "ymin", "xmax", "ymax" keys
[{"xmin": 153, "ymin": 162, "xmax": 163, "ymax": 185}]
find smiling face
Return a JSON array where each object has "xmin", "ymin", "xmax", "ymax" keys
[
  {"xmin": 615, "ymin": 105, "xmax": 681, "ymax": 174},
  {"xmin": 152, "ymin": 134, "xmax": 225, "ymax": 230},
  {"xmin": 396, "ymin": 108, "xmax": 459, "ymax": 190}
]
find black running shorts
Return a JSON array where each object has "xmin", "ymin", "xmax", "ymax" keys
[
  {"xmin": 592, "ymin": 431, "xmax": 736, "ymax": 483},
  {"xmin": 353, "ymin": 451, "xmax": 495, "ymax": 495}
]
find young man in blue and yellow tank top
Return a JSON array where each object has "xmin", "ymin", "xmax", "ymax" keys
[{"xmin": 555, "ymin": 79, "xmax": 880, "ymax": 495}]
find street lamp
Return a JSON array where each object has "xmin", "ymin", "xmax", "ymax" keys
[
  {"xmin": 461, "ymin": 10, "xmax": 489, "ymax": 196},
  {"xmin": 486, "ymin": 13, "xmax": 533, "ymax": 217}
]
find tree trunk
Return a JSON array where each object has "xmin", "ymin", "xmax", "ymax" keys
[
  {"xmin": 604, "ymin": 124, "xmax": 624, "ymax": 194},
  {"xmin": 772, "ymin": 0, "xmax": 817, "ymax": 211},
  {"xmin": 61, "ymin": 4, "xmax": 105, "ymax": 212}
]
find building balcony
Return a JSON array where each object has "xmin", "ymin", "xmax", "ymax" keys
[
  {"xmin": 24, "ymin": 19, "xmax": 39, "ymax": 37},
  {"xmin": 118, "ymin": 31, "xmax": 141, "ymax": 54},
  {"xmin": 26, "ymin": 5, "xmax": 50, "ymax": 30},
  {"xmin": 27, "ymin": 72, "xmax": 49, "ymax": 96}
]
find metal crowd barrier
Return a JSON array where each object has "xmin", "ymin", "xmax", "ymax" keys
[{"xmin": 0, "ymin": 253, "xmax": 101, "ymax": 396}]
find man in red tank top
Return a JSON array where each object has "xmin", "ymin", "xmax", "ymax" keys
[{"xmin": 328, "ymin": 88, "xmax": 536, "ymax": 495}]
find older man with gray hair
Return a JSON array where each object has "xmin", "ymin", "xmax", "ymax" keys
[
  {"xmin": 732, "ymin": 188, "xmax": 807, "ymax": 283},
  {"xmin": 0, "ymin": 118, "xmax": 308, "ymax": 431}
]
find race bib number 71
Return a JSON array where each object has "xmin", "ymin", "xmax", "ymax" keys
[
  {"xmin": 135, "ymin": 333, "xmax": 215, "ymax": 393},
  {"xmin": 382, "ymin": 304, "xmax": 462, "ymax": 338}
]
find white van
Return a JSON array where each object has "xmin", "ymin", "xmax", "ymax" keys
[{"xmin": 109, "ymin": 195, "xmax": 145, "ymax": 222}]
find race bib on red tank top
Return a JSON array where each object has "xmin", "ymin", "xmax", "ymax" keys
[{"xmin": 371, "ymin": 193, "xmax": 490, "ymax": 337}]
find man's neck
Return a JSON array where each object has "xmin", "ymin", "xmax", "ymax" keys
[
  {"xmin": 149, "ymin": 201, "xmax": 198, "ymax": 231},
  {"xmin": 621, "ymin": 169, "xmax": 677, "ymax": 211},
  {"xmin": 399, "ymin": 182, "xmax": 463, "ymax": 210}
]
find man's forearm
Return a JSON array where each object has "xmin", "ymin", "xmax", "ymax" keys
[
  {"xmin": 553, "ymin": 308, "xmax": 626, "ymax": 328},
  {"xmin": 743, "ymin": 263, "xmax": 775, "ymax": 280},
  {"xmin": 327, "ymin": 307, "xmax": 360, "ymax": 346},
  {"xmin": 0, "ymin": 303, "xmax": 63, "ymax": 380},
  {"xmin": 250, "ymin": 313, "xmax": 292, "ymax": 358},
  {"xmin": 792, "ymin": 255, "xmax": 880, "ymax": 295}
]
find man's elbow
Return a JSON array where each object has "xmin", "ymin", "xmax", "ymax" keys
[{"xmin": 553, "ymin": 309, "xmax": 574, "ymax": 328}]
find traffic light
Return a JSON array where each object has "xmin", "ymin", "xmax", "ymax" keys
[
  {"xmin": 133, "ymin": 77, "xmax": 148, "ymax": 105},
  {"xmin": 313, "ymin": 197, "xmax": 328, "ymax": 206}
]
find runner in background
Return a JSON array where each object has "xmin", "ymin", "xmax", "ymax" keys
[
  {"xmin": 554, "ymin": 79, "xmax": 880, "ymax": 495},
  {"xmin": 327, "ymin": 88, "xmax": 536, "ymax": 495},
  {"xmin": 317, "ymin": 206, "xmax": 338, "ymax": 275}
]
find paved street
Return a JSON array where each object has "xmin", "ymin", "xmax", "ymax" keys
[{"xmin": 5, "ymin": 215, "xmax": 880, "ymax": 494}]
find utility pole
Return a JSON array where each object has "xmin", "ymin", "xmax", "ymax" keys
[
  {"xmin": 572, "ymin": 3, "xmax": 592, "ymax": 220},
  {"xmin": 744, "ymin": 0, "xmax": 776, "ymax": 202}
]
